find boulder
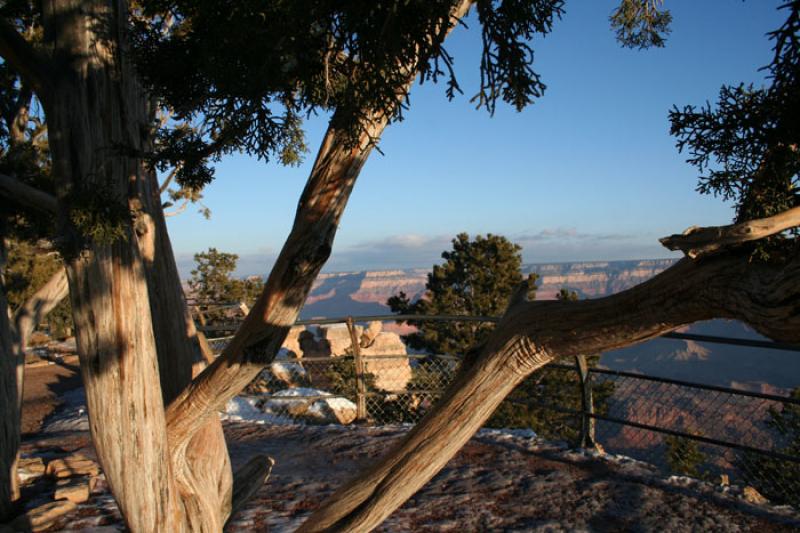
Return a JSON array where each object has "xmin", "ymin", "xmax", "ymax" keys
[
  {"xmin": 298, "ymin": 329, "xmax": 331, "ymax": 358},
  {"xmin": 307, "ymin": 397, "xmax": 357, "ymax": 425},
  {"xmin": 318, "ymin": 324, "xmax": 361, "ymax": 356},
  {"xmin": 18, "ymin": 457, "xmax": 46, "ymax": 483},
  {"xmin": 245, "ymin": 348, "xmax": 310, "ymax": 394},
  {"xmin": 280, "ymin": 326, "xmax": 306, "ymax": 357},
  {"xmin": 46, "ymin": 454, "xmax": 100, "ymax": 479},
  {"xmin": 11, "ymin": 500, "xmax": 77, "ymax": 532},
  {"xmin": 361, "ymin": 332, "xmax": 412, "ymax": 391},
  {"xmin": 54, "ymin": 477, "xmax": 95, "ymax": 504},
  {"xmin": 258, "ymin": 388, "xmax": 357, "ymax": 425}
]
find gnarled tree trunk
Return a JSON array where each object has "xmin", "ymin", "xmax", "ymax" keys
[
  {"xmin": 0, "ymin": 231, "xmax": 69, "ymax": 522},
  {"xmin": 40, "ymin": 1, "xmax": 185, "ymax": 529},
  {"xmin": 0, "ymin": 234, "xmax": 19, "ymax": 521},
  {"xmin": 300, "ymin": 253, "xmax": 800, "ymax": 532}
]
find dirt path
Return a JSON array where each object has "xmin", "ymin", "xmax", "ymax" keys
[{"xmin": 20, "ymin": 354, "xmax": 82, "ymax": 436}]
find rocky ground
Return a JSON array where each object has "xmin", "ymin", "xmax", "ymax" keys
[{"xmin": 5, "ymin": 347, "xmax": 800, "ymax": 532}]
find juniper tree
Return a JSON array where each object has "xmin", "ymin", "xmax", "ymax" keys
[
  {"xmin": 665, "ymin": 433, "xmax": 708, "ymax": 479},
  {"xmin": 388, "ymin": 233, "xmax": 536, "ymax": 355},
  {"xmin": 0, "ymin": 1, "xmax": 798, "ymax": 531},
  {"xmin": 0, "ymin": 0, "xmax": 568, "ymax": 528}
]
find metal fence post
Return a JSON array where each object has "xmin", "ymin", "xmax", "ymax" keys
[
  {"xmin": 574, "ymin": 354, "xmax": 596, "ymax": 449},
  {"xmin": 347, "ymin": 317, "xmax": 367, "ymax": 422}
]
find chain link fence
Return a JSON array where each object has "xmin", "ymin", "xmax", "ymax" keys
[{"xmin": 205, "ymin": 314, "xmax": 800, "ymax": 509}]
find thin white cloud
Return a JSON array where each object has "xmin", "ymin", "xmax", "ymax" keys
[
  {"xmin": 176, "ymin": 229, "xmax": 680, "ymax": 280},
  {"xmin": 516, "ymin": 227, "xmax": 635, "ymax": 243}
]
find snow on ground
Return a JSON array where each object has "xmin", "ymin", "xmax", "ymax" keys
[
  {"xmin": 41, "ymin": 388, "xmax": 89, "ymax": 433},
  {"xmin": 29, "ymin": 394, "xmax": 800, "ymax": 532},
  {"xmin": 222, "ymin": 423, "xmax": 800, "ymax": 532}
]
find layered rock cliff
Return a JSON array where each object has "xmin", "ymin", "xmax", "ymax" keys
[{"xmin": 300, "ymin": 259, "xmax": 677, "ymax": 318}]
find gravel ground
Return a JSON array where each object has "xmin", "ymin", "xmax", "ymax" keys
[
  {"xmin": 12, "ymin": 385, "xmax": 800, "ymax": 532},
  {"xmin": 222, "ymin": 423, "xmax": 800, "ymax": 532}
]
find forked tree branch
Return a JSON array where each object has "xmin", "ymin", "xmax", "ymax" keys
[
  {"xmin": 12, "ymin": 267, "xmax": 69, "ymax": 409},
  {"xmin": 0, "ymin": 20, "xmax": 54, "ymax": 98},
  {"xmin": 660, "ymin": 205, "xmax": 800, "ymax": 259},
  {"xmin": 13, "ymin": 267, "xmax": 69, "ymax": 345},
  {"xmin": 165, "ymin": 0, "xmax": 474, "ymax": 454},
  {"xmin": 0, "ymin": 173, "xmax": 58, "ymax": 214}
]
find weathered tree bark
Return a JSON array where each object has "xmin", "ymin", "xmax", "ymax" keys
[
  {"xmin": 165, "ymin": 0, "xmax": 473, "ymax": 462},
  {"xmin": 300, "ymin": 252, "xmax": 800, "ymax": 532},
  {"xmin": 39, "ymin": 1, "xmax": 185, "ymax": 529},
  {"xmin": 0, "ymin": 235, "xmax": 19, "ymax": 521},
  {"xmin": 12, "ymin": 268, "xmax": 69, "ymax": 408},
  {"xmin": 660, "ymin": 205, "xmax": 800, "ymax": 258},
  {"xmin": 134, "ymin": 160, "xmax": 236, "ymax": 528}
]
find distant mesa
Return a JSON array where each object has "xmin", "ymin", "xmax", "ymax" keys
[{"xmin": 300, "ymin": 259, "xmax": 678, "ymax": 318}]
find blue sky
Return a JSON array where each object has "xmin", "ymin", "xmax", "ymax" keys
[{"xmin": 166, "ymin": 1, "xmax": 786, "ymax": 277}]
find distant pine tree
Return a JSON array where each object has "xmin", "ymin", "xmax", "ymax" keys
[
  {"xmin": 389, "ymin": 237, "xmax": 613, "ymax": 441},
  {"xmin": 665, "ymin": 432, "xmax": 708, "ymax": 479}
]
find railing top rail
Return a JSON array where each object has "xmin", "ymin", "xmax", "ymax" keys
[
  {"xmin": 545, "ymin": 363, "xmax": 800, "ymax": 405},
  {"xmin": 200, "ymin": 312, "xmax": 800, "ymax": 352},
  {"xmin": 294, "ymin": 313, "xmax": 500, "ymax": 325}
]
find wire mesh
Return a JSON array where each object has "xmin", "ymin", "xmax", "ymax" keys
[
  {"xmin": 586, "ymin": 369, "xmax": 800, "ymax": 507},
  {"xmin": 207, "ymin": 319, "xmax": 800, "ymax": 510}
]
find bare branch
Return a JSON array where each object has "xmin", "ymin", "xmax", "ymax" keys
[
  {"xmin": 660, "ymin": 206, "xmax": 800, "ymax": 259},
  {"xmin": 224, "ymin": 454, "xmax": 274, "ymax": 524},
  {"xmin": 12, "ymin": 267, "xmax": 69, "ymax": 410},
  {"xmin": 159, "ymin": 164, "xmax": 182, "ymax": 194},
  {"xmin": 164, "ymin": 199, "xmax": 189, "ymax": 217},
  {"xmin": 0, "ymin": 173, "xmax": 57, "ymax": 214},
  {"xmin": 0, "ymin": 20, "xmax": 54, "ymax": 97},
  {"xmin": 12, "ymin": 267, "xmax": 68, "ymax": 344}
]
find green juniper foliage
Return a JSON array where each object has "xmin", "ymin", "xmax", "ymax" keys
[
  {"xmin": 665, "ymin": 432, "xmax": 708, "ymax": 480},
  {"xmin": 388, "ymin": 233, "xmax": 535, "ymax": 356},
  {"xmin": 189, "ymin": 248, "xmax": 264, "ymax": 323},
  {"xmin": 669, "ymin": 1, "xmax": 799, "ymax": 260},
  {"xmin": 389, "ymin": 235, "xmax": 612, "ymax": 438},
  {"xmin": 133, "ymin": 0, "xmax": 566, "ymax": 172}
]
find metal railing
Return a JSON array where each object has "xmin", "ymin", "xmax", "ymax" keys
[{"xmin": 205, "ymin": 313, "xmax": 800, "ymax": 508}]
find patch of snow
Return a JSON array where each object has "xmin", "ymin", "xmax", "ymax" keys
[
  {"xmin": 42, "ymin": 388, "xmax": 89, "ymax": 433},
  {"xmin": 270, "ymin": 387, "xmax": 331, "ymax": 397},
  {"xmin": 222, "ymin": 396, "xmax": 296, "ymax": 426}
]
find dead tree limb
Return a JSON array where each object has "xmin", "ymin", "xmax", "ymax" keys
[
  {"xmin": 0, "ymin": 173, "xmax": 57, "ymax": 214},
  {"xmin": 224, "ymin": 454, "xmax": 275, "ymax": 524},
  {"xmin": 12, "ymin": 267, "xmax": 69, "ymax": 409},
  {"xmin": 660, "ymin": 205, "xmax": 800, "ymax": 259},
  {"xmin": 300, "ymin": 252, "xmax": 800, "ymax": 532}
]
